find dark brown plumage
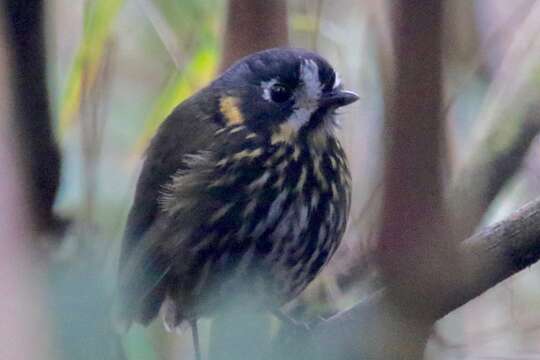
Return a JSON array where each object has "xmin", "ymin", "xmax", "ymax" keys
[{"xmin": 116, "ymin": 48, "xmax": 358, "ymax": 356}]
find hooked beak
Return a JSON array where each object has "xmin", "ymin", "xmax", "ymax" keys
[{"xmin": 319, "ymin": 90, "xmax": 359, "ymax": 109}]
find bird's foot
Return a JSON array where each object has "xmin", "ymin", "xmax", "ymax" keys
[{"xmin": 273, "ymin": 310, "xmax": 312, "ymax": 335}]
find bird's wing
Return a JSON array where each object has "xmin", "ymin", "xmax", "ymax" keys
[
  {"xmin": 116, "ymin": 148, "xmax": 225, "ymax": 327},
  {"xmin": 116, "ymin": 127, "xmax": 267, "ymax": 328},
  {"xmin": 119, "ymin": 94, "xmax": 221, "ymax": 271},
  {"xmin": 116, "ymin": 92, "xmax": 221, "ymax": 328}
]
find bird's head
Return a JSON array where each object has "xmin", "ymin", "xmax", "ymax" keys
[{"xmin": 210, "ymin": 48, "xmax": 358, "ymax": 144}]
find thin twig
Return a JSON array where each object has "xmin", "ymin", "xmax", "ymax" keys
[{"xmin": 136, "ymin": 0, "xmax": 183, "ymax": 69}]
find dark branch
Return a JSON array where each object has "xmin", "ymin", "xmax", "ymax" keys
[
  {"xmin": 290, "ymin": 197, "xmax": 540, "ymax": 359},
  {"xmin": 2, "ymin": 0, "xmax": 64, "ymax": 235},
  {"xmin": 220, "ymin": 0, "xmax": 288, "ymax": 71},
  {"xmin": 448, "ymin": 104, "xmax": 540, "ymax": 240},
  {"xmin": 439, "ymin": 197, "xmax": 540, "ymax": 317},
  {"xmin": 376, "ymin": 1, "xmax": 453, "ymax": 325},
  {"xmin": 0, "ymin": 13, "xmax": 53, "ymax": 358},
  {"xmin": 378, "ymin": 0, "xmax": 446, "ymax": 254}
]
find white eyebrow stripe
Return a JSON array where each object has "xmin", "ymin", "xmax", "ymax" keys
[
  {"xmin": 287, "ymin": 59, "xmax": 322, "ymax": 130},
  {"xmin": 300, "ymin": 59, "xmax": 322, "ymax": 99},
  {"xmin": 333, "ymin": 71, "xmax": 342, "ymax": 89}
]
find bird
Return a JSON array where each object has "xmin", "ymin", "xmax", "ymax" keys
[{"xmin": 115, "ymin": 48, "xmax": 358, "ymax": 359}]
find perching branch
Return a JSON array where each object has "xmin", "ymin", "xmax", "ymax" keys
[{"xmin": 440, "ymin": 197, "xmax": 540, "ymax": 317}]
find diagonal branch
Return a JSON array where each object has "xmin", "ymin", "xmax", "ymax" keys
[
  {"xmin": 448, "ymin": 104, "xmax": 540, "ymax": 241},
  {"xmin": 440, "ymin": 197, "xmax": 540, "ymax": 317},
  {"xmin": 301, "ymin": 197, "xmax": 540, "ymax": 359}
]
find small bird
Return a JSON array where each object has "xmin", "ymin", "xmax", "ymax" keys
[{"xmin": 116, "ymin": 48, "xmax": 358, "ymax": 358}]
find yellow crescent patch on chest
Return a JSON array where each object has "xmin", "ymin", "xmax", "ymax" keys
[{"xmin": 219, "ymin": 96, "xmax": 245, "ymax": 125}]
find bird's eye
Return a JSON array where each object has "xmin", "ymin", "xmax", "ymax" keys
[{"xmin": 270, "ymin": 83, "xmax": 293, "ymax": 103}]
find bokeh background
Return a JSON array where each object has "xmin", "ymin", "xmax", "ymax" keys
[{"xmin": 3, "ymin": 0, "xmax": 540, "ymax": 359}]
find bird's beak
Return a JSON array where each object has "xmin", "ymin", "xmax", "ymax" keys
[{"xmin": 319, "ymin": 90, "xmax": 359, "ymax": 109}]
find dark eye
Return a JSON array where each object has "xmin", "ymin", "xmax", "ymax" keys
[{"xmin": 270, "ymin": 83, "xmax": 293, "ymax": 103}]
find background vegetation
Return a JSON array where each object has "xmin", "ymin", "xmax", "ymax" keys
[{"xmin": 3, "ymin": 1, "xmax": 540, "ymax": 359}]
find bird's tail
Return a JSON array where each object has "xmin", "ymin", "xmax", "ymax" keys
[{"xmin": 111, "ymin": 294, "xmax": 133, "ymax": 334}]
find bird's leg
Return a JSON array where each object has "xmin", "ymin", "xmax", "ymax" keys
[
  {"xmin": 189, "ymin": 319, "xmax": 201, "ymax": 360},
  {"xmin": 272, "ymin": 310, "xmax": 311, "ymax": 332}
]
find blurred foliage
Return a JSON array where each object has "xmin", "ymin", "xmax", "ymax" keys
[
  {"xmin": 46, "ymin": 0, "xmax": 540, "ymax": 359},
  {"xmin": 53, "ymin": 1, "xmax": 222, "ymax": 359},
  {"xmin": 134, "ymin": 0, "xmax": 220, "ymax": 152},
  {"xmin": 58, "ymin": 0, "xmax": 221, "ymax": 149},
  {"xmin": 154, "ymin": 0, "xmax": 220, "ymax": 45},
  {"xmin": 134, "ymin": 45, "xmax": 218, "ymax": 153},
  {"xmin": 58, "ymin": 0, "xmax": 124, "ymax": 137},
  {"xmin": 290, "ymin": 13, "xmax": 319, "ymax": 33}
]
